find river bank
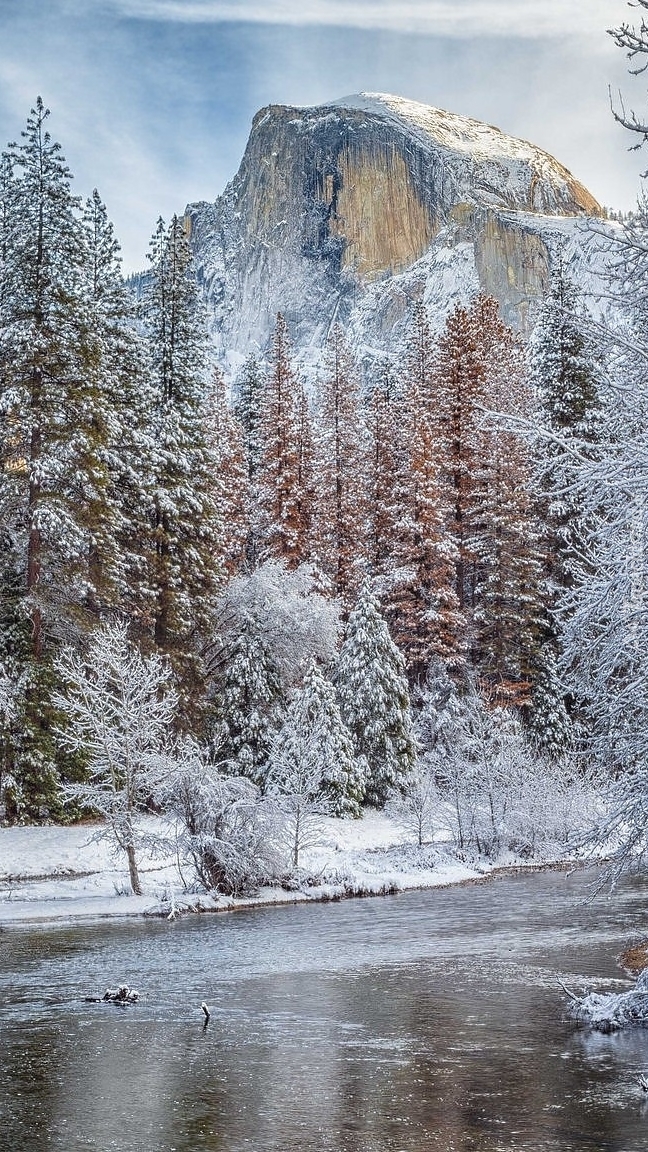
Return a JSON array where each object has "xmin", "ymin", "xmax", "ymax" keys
[{"xmin": 0, "ymin": 813, "xmax": 576, "ymax": 924}]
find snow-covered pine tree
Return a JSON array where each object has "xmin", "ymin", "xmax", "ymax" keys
[
  {"xmin": 0, "ymin": 99, "xmax": 104, "ymax": 816},
  {"xmin": 140, "ymin": 214, "xmax": 225, "ymax": 713},
  {"xmin": 80, "ymin": 188, "xmax": 154, "ymax": 626},
  {"xmin": 471, "ymin": 297, "xmax": 544, "ymax": 697},
  {"xmin": 313, "ymin": 325, "xmax": 370, "ymax": 604},
  {"xmin": 336, "ymin": 583, "xmax": 417, "ymax": 806},
  {"xmin": 432, "ymin": 297, "xmax": 490, "ymax": 635},
  {"xmin": 368, "ymin": 357, "xmax": 409, "ymax": 579},
  {"xmin": 234, "ymin": 353, "xmax": 264, "ymax": 481},
  {"xmin": 270, "ymin": 661, "xmax": 365, "ymax": 818},
  {"xmin": 258, "ymin": 314, "xmax": 313, "ymax": 566},
  {"xmin": 415, "ymin": 656, "xmax": 462, "ymax": 763},
  {"xmin": 208, "ymin": 367, "xmax": 249, "ymax": 578},
  {"xmin": 529, "ymin": 259, "xmax": 603, "ymax": 589},
  {"xmin": 433, "ymin": 295, "xmax": 542, "ymax": 696},
  {"xmin": 397, "ymin": 302, "xmax": 464, "ymax": 679},
  {"xmin": 217, "ymin": 618, "xmax": 284, "ymax": 786},
  {"xmin": 527, "ymin": 261, "xmax": 602, "ymax": 744},
  {"xmin": 233, "ymin": 352, "xmax": 264, "ymax": 565}
]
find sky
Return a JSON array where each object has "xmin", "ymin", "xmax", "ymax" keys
[{"xmin": 0, "ymin": 0, "xmax": 645, "ymax": 271}]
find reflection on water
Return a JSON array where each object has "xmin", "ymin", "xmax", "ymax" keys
[{"xmin": 1, "ymin": 869, "xmax": 648, "ymax": 1151}]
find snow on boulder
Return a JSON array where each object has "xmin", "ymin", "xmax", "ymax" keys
[{"xmin": 568, "ymin": 968, "xmax": 648, "ymax": 1033}]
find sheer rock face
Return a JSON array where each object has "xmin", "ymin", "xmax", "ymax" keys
[{"xmin": 185, "ymin": 93, "xmax": 605, "ymax": 366}]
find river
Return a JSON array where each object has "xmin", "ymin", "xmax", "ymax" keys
[{"xmin": 1, "ymin": 868, "xmax": 648, "ymax": 1151}]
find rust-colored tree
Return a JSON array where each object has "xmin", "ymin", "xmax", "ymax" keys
[
  {"xmin": 258, "ymin": 314, "xmax": 313, "ymax": 567},
  {"xmin": 400, "ymin": 303, "xmax": 464, "ymax": 679},
  {"xmin": 433, "ymin": 294, "xmax": 542, "ymax": 699},
  {"xmin": 313, "ymin": 325, "xmax": 369, "ymax": 603},
  {"xmin": 208, "ymin": 368, "xmax": 250, "ymax": 578}
]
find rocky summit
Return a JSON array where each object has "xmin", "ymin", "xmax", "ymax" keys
[{"xmin": 185, "ymin": 93, "xmax": 607, "ymax": 369}]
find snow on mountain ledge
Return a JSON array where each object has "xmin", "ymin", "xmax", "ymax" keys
[
  {"xmin": 185, "ymin": 92, "xmax": 609, "ymax": 369},
  {"xmin": 334, "ymin": 93, "xmax": 593, "ymax": 180}
]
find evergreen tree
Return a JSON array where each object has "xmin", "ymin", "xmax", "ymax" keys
[
  {"xmin": 415, "ymin": 657, "xmax": 462, "ymax": 763},
  {"xmin": 527, "ymin": 648, "xmax": 572, "ymax": 758},
  {"xmin": 271, "ymin": 662, "xmax": 365, "ymax": 818},
  {"xmin": 471, "ymin": 301, "xmax": 543, "ymax": 696},
  {"xmin": 80, "ymin": 188, "xmax": 154, "ymax": 625},
  {"xmin": 336, "ymin": 583, "xmax": 417, "ymax": 806},
  {"xmin": 258, "ymin": 314, "xmax": 313, "ymax": 566},
  {"xmin": 0, "ymin": 99, "xmax": 91, "ymax": 655},
  {"xmin": 234, "ymin": 353, "xmax": 264, "ymax": 481},
  {"xmin": 398, "ymin": 302, "xmax": 463, "ymax": 679},
  {"xmin": 368, "ymin": 358, "xmax": 409, "ymax": 581},
  {"xmin": 234, "ymin": 352, "xmax": 264, "ymax": 566},
  {"xmin": 208, "ymin": 367, "xmax": 249, "ymax": 578},
  {"xmin": 0, "ymin": 99, "xmax": 100, "ymax": 815},
  {"xmin": 527, "ymin": 261, "xmax": 603, "ymax": 742},
  {"xmin": 313, "ymin": 325, "xmax": 370, "ymax": 604},
  {"xmin": 140, "ymin": 214, "xmax": 225, "ymax": 708},
  {"xmin": 529, "ymin": 259, "xmax": 603, "ymax": 593},
  {"xmin": 433, "ymin": 295, "xmax": 542, "ymax": 693},
  {"xmin": 218, "ymin": 619, "xmax": 284, "ymax": 786},
  {"xmin": 432, "ymin": 297, "xmax": 490, "ymax": 633}
]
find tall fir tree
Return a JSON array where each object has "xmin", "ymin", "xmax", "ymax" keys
[
  {"xmin": 234, "ymin": 353, "xmax": 264, "ymax": 565},
  {"xmin": 529, "ymin": 260, "xmax": 603, "ymax": 593},
  {"xmin": 527, "ymin": 261, "xmax": 603, "ymax": 744},
  {"xmin": 368, "ymin": 358, "xmax": 409, "ymax": 581},
  {"xmin": 234, "ymin": 353, "xmax": 264, "ymax": 481},
  {"xmin": 218, "ymin": 618, "xmax": 284, "ymax": 786},
  {"xmin": 397, "ymin": 302, "xmax": 463, "ymax": 679},
  {"xmin": 313, "ymin": 325, "xmax": 370, "ymax": 603},
  {"xmin": 432, "ymin": 296, "xmax": 491, "ymax": 629},
  {"xmin": 140, "ymin": 214, "xmax": 225, "ymax": 713},
  {"xmin": 80, "ymin": 188, "xmax": 154, "ymax": 626},
  {"xmin": 271, "ymin": 661, "xmax": 365, "ymax": 817},
  {"xmin": 258, "ymin": 313, "xmax": 313, "ymax": 566},
  {"xmin": 0, "ymin": 99, "xmax": 101, "ymax": 816},
  {"xmin": 208, "ymin": 367, "xmax": 249, "ymax": 578},
  {"xmin": 468, "ymin": 298, "xmax": 543, "ymax": 697},
  {"xmin": 433, "ymin": 294, "xmax": 542, "ymax": 695},
  {"xmin": 336, "ymin": 583, "xmax": 417, "ymax": 806}
]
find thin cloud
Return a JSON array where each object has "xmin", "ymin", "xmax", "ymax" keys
[{"xmin": 101, "ymin": 0, "xmax": 624, "ymax": 38}]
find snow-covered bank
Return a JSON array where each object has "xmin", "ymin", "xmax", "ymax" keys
[{"xmin": 0, "ymin": 813, "xmax": 567, "ymax": 925}]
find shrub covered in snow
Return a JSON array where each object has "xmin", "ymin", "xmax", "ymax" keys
[
  {"xmin": 434, "ymin": 685, "xmax": 600, "ymax": 859},
  {"xmin": 54, "ymin": 622, "xmax": 177, "ymax": 895},
  {"xmin": 386, "ymin": 759, "xmax": 438, "ymax": 847},
  {"xmin": 155, "ymin": 738, "xmax": 280, "ymax": 897}
]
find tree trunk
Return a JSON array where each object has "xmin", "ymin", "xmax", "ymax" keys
[
  {"xmin": 125, "ymin": 843, "xmax": 142, "ymax": 895},
  {"xmin": 28, "ymin": 368, "xmax": 43, "ymax": 660}
]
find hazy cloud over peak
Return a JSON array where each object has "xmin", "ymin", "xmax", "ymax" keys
[
  {"xmin": 101, "ymin": 0, "xmax": 624, "ymax": 39},
  {"xmin": 0, "ymin": 0, "xmax": 642, "ymax": 270}
]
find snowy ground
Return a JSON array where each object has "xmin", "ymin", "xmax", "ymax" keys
[{"xmin": 0, "ymin": 813, "xmax": 558, "ymax": 924}]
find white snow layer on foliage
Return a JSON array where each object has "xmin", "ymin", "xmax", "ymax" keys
[
  {"xmin": 569, "ymin": 969, "xmax": 648, "ymax": 1033},
  {"xmin": 0, "ymin": 808, "xmax": 585, "ymax": 924}
]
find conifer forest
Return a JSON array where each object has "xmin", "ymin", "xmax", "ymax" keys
[{"xmin": 2, "ymin": 8, "xmax": 648, "ymax": 910}]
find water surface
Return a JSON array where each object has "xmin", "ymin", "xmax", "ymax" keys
[{"xmin": 1, "ymin": 868, "xmax": 648, "ymax": 1151}]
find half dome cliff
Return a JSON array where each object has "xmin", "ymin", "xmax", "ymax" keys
[{"xmin": 185, "ymin": 93, "xmax": 606, "ymax": 366}]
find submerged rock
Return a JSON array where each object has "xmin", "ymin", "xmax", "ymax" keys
[
  {"xmin": 102, "ymin": 985, "xmax": 139, "ymax": 1005},
  {"xmin": 569, "ymin": 969, "xmax": 648, "ymax": 1033}
]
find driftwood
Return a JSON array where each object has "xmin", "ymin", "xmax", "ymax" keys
[
  {"xmin": 83, "ymin": 985, "xmax": 140, "ymax": 1006},
  {"xmin": 568, "ymin": 968, "xmax": 648, "ymax": 1033}
]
